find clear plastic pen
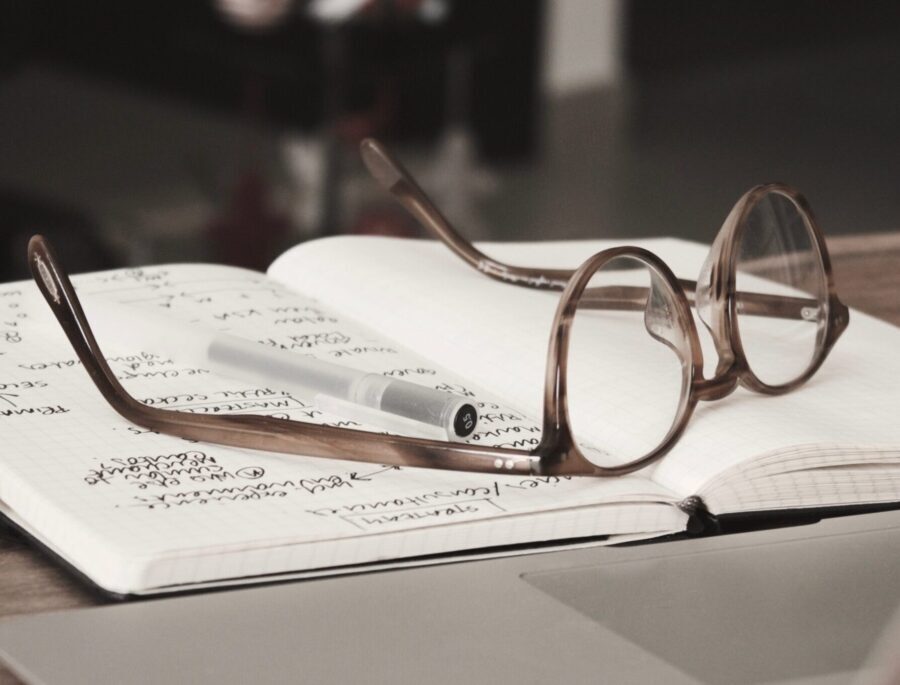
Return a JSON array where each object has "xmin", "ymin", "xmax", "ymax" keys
[{"xmin": 86, "ymin": 299, "xmax": 478, "ymax": 441}]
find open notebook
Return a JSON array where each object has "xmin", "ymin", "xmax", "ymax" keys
[{"xmin": 0, "ymin": 236, "xmax": 898, "ymax": 596}]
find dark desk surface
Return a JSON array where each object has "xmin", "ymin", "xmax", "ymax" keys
[{"xmin": 1, "ymin": 233, "xmax": 898, "ymax": 684}]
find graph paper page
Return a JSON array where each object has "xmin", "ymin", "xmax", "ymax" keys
[{"xmin": 0, "ymin": 265, "xmax": 681, "ymax": 593}]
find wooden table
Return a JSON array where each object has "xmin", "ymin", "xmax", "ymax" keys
[{"xmin": 1, "ymin": 233, "xmax": 898, "ymax": 684}]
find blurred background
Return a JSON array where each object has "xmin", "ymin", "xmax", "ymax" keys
[{"xmin": 1, "ymin": 0, "xmax": 900, "ymax": 280}]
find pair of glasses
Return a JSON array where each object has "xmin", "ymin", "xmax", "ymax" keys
[{"xmin": 29, "ymin": 140, "xmax": 848, "ymax": 478}]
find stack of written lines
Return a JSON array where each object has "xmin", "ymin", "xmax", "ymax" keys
[{"xmin": 0, "ymin": 235, "xmax": 897, "ymax": 597}]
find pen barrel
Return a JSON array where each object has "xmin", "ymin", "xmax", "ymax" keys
[
  {"xmin": 84, "ymin": 298, "xmax": 477, "ymax": 439},
  {"xmin": 208, "ymin": 337, "xmax": 476, "ymax": 438}
]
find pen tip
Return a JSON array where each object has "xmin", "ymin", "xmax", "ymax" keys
[{"xmin": 453, "ymin": 403, "xmax": 478, "ymax": 438}]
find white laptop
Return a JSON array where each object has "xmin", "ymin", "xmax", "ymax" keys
[{"xmin": 1, "ymin": 509, "xmax": 899, "ymax": 684}]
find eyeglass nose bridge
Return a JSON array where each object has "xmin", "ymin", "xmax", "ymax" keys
[{"xmin": 694, "ymin": 373, "xmax": 740, "ymax": 402}]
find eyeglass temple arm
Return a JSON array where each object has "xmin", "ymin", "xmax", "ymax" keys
[
  {"xmin": 26, "ymin": 235, "xmax": 540, "ymax": 476},
  {"xmin": 578, "ymin": 282, "xmax": 817, "ymax": 321},
  {"xmin": 360, "ymin": 138, "xmax": 575, "ymax": 288},
  {"xmin": 360, "ymin": 138, "xmax": 818, "ymax": 322}
]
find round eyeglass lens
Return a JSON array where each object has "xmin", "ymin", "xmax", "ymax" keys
[
  {"xmin": 734, "ymin": 191, "xmax": 828, "ymax": 387},
  {"xmin": 566, "ymin": 255, "xmax": 689, "ymax": 468}
]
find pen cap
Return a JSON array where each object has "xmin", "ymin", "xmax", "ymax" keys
[
  {"xmin": 84, "ymin": 298, "xmax": 358, "ymax": 400},
  {"xmin": 82, "ymin": 298, "xmax": 217, "ymax": 364},
  {"xmin": 206, "ymin": 335, "xmax": 361, "ymax": 398}
]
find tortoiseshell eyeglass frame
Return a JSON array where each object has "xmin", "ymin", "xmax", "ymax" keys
[
  {"xmin": 27, "ymin": 141, "xmax": 848, "ymax": 479},
  {"xmin": 358, "ymin": 138, "xmax": 849, "ymax": 469}
]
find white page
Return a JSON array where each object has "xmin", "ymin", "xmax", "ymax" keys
[
  {"xmin": 269, "ymin": 236, "xmax": 900, "ymax": 504},
  {"xmin": 0, "ymin": 265, "xmax": 681, "ymax": 594}
]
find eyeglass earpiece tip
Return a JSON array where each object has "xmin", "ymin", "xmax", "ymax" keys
[
  {"xmin": 360, "ymin": 138, "xmax": 403, "ymax": 191},
  {"xmin": 25, "ymin": 234, "xmax": 63, "ymax": 306},
  {"xmin": 32, "ymin": 255, "xmax": 61, "ymax": 306},
  {"xmin": 27, "ymin": 233, "xmax": 46, "ymax": 255}
]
